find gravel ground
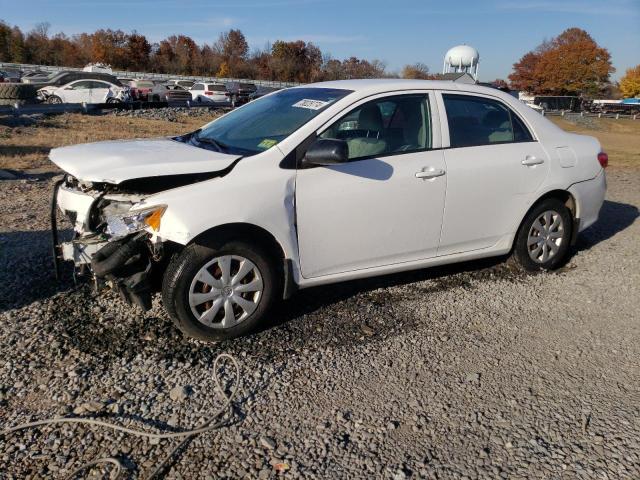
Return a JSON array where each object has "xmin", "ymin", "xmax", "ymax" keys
[
  {"xmin": 109, "ymin": 107, "xmax": 226, "ymax": 122},
  {"xmin": 0, "ymin": 167, "xmax": 639, "ymax": 479}
]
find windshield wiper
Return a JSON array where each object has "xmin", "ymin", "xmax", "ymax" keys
[{"xmin": 194, "ymin": 133, "xmax": 228, "ymax": 153}]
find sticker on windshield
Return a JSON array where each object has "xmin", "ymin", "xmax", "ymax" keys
[
  {"xmin": 257, "ymin": 138, "xmax": 278, "ymax": 149},
  {"xmin": 292, "ymin": 99, "xmax": 331, "ymax": 110}
]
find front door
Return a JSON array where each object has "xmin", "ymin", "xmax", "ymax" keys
[{"xmin": 296, "ymin": 93, "xmax": 447, "ymax": 278}]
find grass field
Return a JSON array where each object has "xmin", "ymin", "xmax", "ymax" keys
[
  {"xmin": 0, "ymin": 113, "xmax": 219, "ymax": 173},
  {"xmin": 0, "ymin": 112, "xmax": 638, "ymax": 174},
  {"xmin": 550, "ymin": 116, "xmax": 640, "ymax": 168}
]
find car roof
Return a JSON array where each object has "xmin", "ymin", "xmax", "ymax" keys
[{"xmin": 303, "ymin": 78, "xmax": 503, "ymax": 96}]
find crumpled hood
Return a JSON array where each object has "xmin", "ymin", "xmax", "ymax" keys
[{"xmin": 50, "ymin": 137, "xmax": 242, "ymax": 184}]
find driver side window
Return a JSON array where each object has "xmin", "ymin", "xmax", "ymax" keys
[{"xmin": 320, "ymin": 94, "xmax": 431, "ymax": 161}]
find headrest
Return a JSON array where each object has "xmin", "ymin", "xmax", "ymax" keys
[{"xmin": 358, "ymin": 104, "xmax": 383, "ymax": 131}]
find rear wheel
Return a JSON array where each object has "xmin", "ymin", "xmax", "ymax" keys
[
  {"xmin": 513, "ymin": 198, "xmax": 573, "ymax": 271},
  {"xmin": 162, "ymin": 240, "xmax": 280, "ymax": 341}
]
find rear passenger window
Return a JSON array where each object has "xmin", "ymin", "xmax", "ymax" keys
[{"xmin": 443, "ymin": 94, "xmax": 533, "ymax": 148}]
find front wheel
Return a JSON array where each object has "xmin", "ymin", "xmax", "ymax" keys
[
  {"xmin": 47, "ymin": 95, "xmax": 62, "ymax": 104},
  {"xmin": 106, "ymin": 98, "xmax": 121, "ymax": 104},
  {"xmin": 513, "ymin": 198, "xmax": 573, "ymax": 271},
  {"xmin": 162, "ymin": 240, "xmax": 281, "ymax": 341}
]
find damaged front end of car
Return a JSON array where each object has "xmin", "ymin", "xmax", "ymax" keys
[{"xmin": 51, "ymin": 175, "xmax": 168, "ymax": 311}]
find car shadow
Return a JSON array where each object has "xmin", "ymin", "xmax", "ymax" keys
[
  {"xmin": 574, "ymin": 200, "xmax": 639, "ymax": 251},
  {"xmin": 0, "ymin": 228, "xmax": 75, "ymax": 313}
]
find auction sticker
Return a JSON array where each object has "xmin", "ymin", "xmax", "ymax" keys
[{"xmin": 292, "ymin": 99, "xmax": 331, "ymax": 110}]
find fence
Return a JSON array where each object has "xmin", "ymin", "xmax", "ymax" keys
[
  {"xmin": 541, "ymin": 110, "xmax": 638, "ymax": 120},
  {"xmin": 0, "ymin": 61, "xmax": 300, "ymax": 89}
]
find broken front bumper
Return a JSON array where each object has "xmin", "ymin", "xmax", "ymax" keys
[{"xmin": 51, "ymin": 180, "xmax": 154, "ymax": 310}]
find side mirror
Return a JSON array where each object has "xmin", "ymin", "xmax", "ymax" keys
[{"xmin": 302, "ymin": 138, "xmax": 349, "ymax": 167}]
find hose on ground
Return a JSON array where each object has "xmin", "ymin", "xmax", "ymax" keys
[{"xmin": 0, "ymin": 353, "xmax": 240, "ymax": 479}]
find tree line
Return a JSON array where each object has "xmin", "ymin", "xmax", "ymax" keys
[
  {"xmin": 0, "ymin": 21, "xmax": 637, "ymax": 97},
  {"xmin": 0, "ymin": 21, "xmax": 397, "ymax": 82}
]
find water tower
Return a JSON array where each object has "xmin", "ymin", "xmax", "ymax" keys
[{"xmin": 443, "ymin": 45, "xmax": 480, "ymax": 81}]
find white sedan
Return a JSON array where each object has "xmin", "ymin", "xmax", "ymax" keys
[
  {"xmin": 50, "ymin": 79, "xmax": 606, "ymax": 341},
  {"xmin": 38, "ymin": 79, "xmax": 129, "ymax": 104}
]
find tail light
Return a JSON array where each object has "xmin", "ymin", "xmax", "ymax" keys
[{"xmin": 597, "ymin": 152, "xmax": 608, "ymax": 169}]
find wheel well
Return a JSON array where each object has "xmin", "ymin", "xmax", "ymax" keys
[
  {"xmin": 513, "ymin": 190, "xmax": 578, "ymax": 250},
  {"xmin": 534, "ymin": 190, "xmax": 576, "ymax": 219},
  {"xmin": 190, "ymin": 223, "xmax": 286, "ymax": 264}
]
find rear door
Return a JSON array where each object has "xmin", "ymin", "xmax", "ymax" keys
[
  {"xmin": 436, "ymin": 92, "xmax": 549, "ymax": 256},
  {"xmin": 89, "ymin": 81, "xmax": 111, "ymax": 103}
]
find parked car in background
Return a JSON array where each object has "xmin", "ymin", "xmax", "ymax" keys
[
  {"xmin": 189, "ymin": 82, "xmax": 230, "ymax": 105},
  {"xmin": 50, "ymin": 80, "xmax": 607, "ymax": 341},
  {"xmin": 127, "ymin": 79, "xmax": 155, "ymax": 101},
  {"xmin": 166, "ymin": 79, "xmax": 195, "ymax": 90},
  {"xmin": 149, "ymin": 84, "xmax": 192, "ymax": 103},
  {"xmin": 0, "ymin": 69, "xmax": 22, "ymax": 82},
  {"xmin": 22, "ymin": 70, "xmax": 47, "ymax": 79},
  {"xmin": 248, "ymin": 86, "xmax": 280, "ymax": 102},
  {"xmin": 226, "ymin": 81, "xmax": 257, "ymax": 107},
  {"xmin": 38, "ymin": 79, "xmax": 129, "ymax": 104},
  {"xmin": 24, "ymin": 71, "xmax": 123, "ymax": 88}
]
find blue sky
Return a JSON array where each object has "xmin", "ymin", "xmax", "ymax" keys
[{"xmin": 1, "ymin": 0, "xmax": 638, "ymax": 80}]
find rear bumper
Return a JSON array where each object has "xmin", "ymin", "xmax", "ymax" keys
[{"xmin": 569, "ymin": 169, "xmax": 606, "ymax": 233}]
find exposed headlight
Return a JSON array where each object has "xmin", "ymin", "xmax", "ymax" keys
[{"xmin": 105, "ymin": 205, "xmax": 166, "ymax": 239}]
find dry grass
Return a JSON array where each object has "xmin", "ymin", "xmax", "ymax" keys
[
  {"xmin": 0, "ymin": 111, "xmax": 638, "ymax": 174},
  {"xmin": 550, "ymin": 116, "xmax": 640, "ymax": 168},
  {"xmin": 0, "ymin": 113, "xmax": 217, "ymax": 173}
]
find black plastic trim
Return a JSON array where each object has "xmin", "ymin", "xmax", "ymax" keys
[{"xmin": 50, "ymin": 178, "xmax": 65, "ymax": 281}]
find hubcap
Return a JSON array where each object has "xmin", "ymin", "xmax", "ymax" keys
[
  {"xmin": 527, "ymin": 210, "xmax": 565, "ymax": 263},
  {"xmin": 188, "ymin": 255, "xmax": 263, "ymax": 329}
]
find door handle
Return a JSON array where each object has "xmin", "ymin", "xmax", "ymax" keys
[
  {"xmin": 415, "ymin": 168, "xmax": 446, "ymax": 179},
  {"xmin": 521, "ymin": 156, "xmax": 544, "ymax": 166}
]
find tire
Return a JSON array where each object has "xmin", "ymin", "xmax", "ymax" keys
[
  {"xmin": 106, "ymin": 98, "xmax": 121, "ymax": 104},
  {"xmin": 0, "ymin": 83, "xmax": 37, "ymax": 100},
  {"xmin": 513, "ymin": 198, "xmax": 573, "ymax": 271},
  {"xmin": 162, "ymin": 239, "xmax": 281, "ymax": 341},
  {"xmin": 46, "ymin": 95, "xmax": 63, "ymax": 104}
]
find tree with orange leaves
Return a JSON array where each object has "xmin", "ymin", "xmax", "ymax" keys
[{"xmin": 509, "ymin": 28, "xmax": 613, "ymax": 96}]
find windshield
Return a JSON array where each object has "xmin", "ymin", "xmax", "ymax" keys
[
  {"xmin": 136, "ymin": 81, "xmax": 154, "ymax": 88},
  {"xmin": 191, "ymin": 87, "xmax": 352, "ymax": 156}
]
